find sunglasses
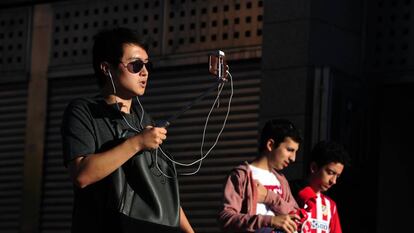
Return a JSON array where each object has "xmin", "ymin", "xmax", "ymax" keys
[{"xmin": 120, "ymin": 60, "xmax": 153, "ymax": 74}]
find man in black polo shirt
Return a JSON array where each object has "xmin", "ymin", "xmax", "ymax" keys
[{"xmin": 61, "ymin": 27, "xmax": 194, "ymax": 233}]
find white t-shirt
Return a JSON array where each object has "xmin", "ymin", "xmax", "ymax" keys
[{"xmin": 249, "ymin": 165, "xmax": 283, "ymax": 215}]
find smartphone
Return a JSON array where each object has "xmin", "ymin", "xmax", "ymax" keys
[{"xmin": 208, "ymin": 50, "xmax": 228, "ymax": 80}]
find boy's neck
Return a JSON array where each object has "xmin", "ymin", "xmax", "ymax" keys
[
  {"xmin": 307, "ymin": 179, "xmax": 322, "ymax": 194},
  {"xmin": 251, "ymin": 156, "xmax": 271, "ymax": 171},
  {"xmin": 104, "ymin": 94, "xmax": 133, "ymax": 113}
]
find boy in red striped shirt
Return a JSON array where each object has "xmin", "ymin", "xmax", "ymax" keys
[{"xmin": 294, "ymin": 141, "xmax": 350, "ymax": 233}]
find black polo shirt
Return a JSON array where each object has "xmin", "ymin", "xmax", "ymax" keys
[{"xmin": 61, "ymin": 97, "xmax": 180, "ymax": 233}]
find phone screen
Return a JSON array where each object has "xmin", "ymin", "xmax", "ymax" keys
[{"xmin": 208, "ymin": 55, "xmax": 219, "ymax": 76}]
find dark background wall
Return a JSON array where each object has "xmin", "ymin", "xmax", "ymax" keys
[{"xmin": 0, "ymin": 0, "xmax": 412, "ymax": 233}]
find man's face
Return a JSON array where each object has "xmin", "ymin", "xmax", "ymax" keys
[
  {"xmin": 114, "ymin": 43, "xmax": 149, "ymax": 97},
  {"xmin": 268, "ymin": 137, "xmax": 299, "ymax": 171},
  {"xmin": 310, "ymin": 162, "xmax": 344, "ymax": 193}
]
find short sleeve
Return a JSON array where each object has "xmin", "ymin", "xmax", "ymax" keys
[{"xmin": 61, "ymin": 99, "xmax": 96, "ymax": 167}]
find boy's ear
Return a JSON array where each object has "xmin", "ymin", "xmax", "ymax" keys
[
  {"xmin": 266, "ymin": 139, "xmax": 275, "ymax": 152},
  {"xmin": 310, "ymin": 162, "xmax": 318, "ymax": 174},
  {"xmin": 100, "ymin": 62, "xmax": 110, "ymax": 76}
]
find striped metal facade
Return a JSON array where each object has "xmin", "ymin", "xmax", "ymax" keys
[
  {"xmin": 0, "ymin": 83, "xmax": 28, "ymax": 233},
  {"xmin": 40, "ymin": 76, "xmax": 99, "ymax": 233},
  {"xmin": 0, "ymin": 5, "xmax": 31, "ymax": 233}
]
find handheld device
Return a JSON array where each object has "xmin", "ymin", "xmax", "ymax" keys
[
  {"xmin": 208, "ymin": 50, "xmax": 228, "ymax": 80},
  {"xmin": 155, "ymin": 50, "xmax": 229, "ymax": 128}
]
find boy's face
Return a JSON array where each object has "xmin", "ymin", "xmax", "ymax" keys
[
  {"xmin": 114, "ymin": 43, "xmax": 149, "ymax": 97},
  {"xmin": 268, "ymin": 137, "xmax": 299, "ymax": 171},
  {"xmin": 310, "ymin": 162, "xmax": 344, "ymax": 193}
]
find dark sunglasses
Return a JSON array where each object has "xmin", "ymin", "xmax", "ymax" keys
[{"xmin": 120, "ymin": 60, "xmax": 153, "ymax": 74}]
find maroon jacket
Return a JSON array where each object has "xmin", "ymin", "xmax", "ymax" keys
[{"xmin": 218, "ymin": 162, "xmax": 299, "ymax": 232}]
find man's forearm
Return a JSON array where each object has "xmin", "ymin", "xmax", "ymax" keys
[{"xmin": 180, "ymin": 207, "xmax": 195, "ymax": 233}]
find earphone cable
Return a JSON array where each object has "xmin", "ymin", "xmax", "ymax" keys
[
  {"xmin": 157, "ymin": 70, "xmax": 233, "ymax": 176},
  {"xmin": 108, "ymin": 69, "xmax": 233, "ymax": 177}
]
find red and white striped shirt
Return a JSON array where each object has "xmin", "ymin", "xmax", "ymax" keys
[{"xmin": 300, "ymin": 193, "xmax": 342, "ymax": 233}]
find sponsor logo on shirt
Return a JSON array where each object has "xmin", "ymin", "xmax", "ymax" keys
[{"xmin": 310, "ymin": 219, "xmax": 329, "ymax": 231}]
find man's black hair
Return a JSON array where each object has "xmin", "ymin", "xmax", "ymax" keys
[
  {"xmin": 92, "ymin": 27, "xmax": 147, "ymax": 87},
  {"xmin": 310, "ymin": 141, "xmax": 351, "ymax": 169},
  {"xmin": 259, "ymin": 119, "xmax": 302, "ymax": 153}
]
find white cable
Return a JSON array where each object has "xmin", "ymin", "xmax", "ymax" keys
[
  {"xmin": 135, "ymin": 96, "xmax": 145, "ymax": 128},
  {"xmin": 157, "ymin": 70, "xmax": 233, "ymax": 176},
  {"xmin": 108, "ymin": 71, "xmax": 117, "ymax": 95},
  {"xmin": 153, "ymin": 80, "xmax": 229, "ymax": 178},
  {"xmin": 151, "ymin": 84, "xmax": 226, "ymax": 178},
  {"xmin": 109, "ymin": 68, "xmax": 234, "ymax": 178},
  {"xmin": 157, "ymin": 82, "xmax": 224, "ymax": 166},
  {"xmin": 108, "ymin": 71, "xmax": 144, "ymax": 132},
  {"xmin": 154, "ymin": 148, "xmax": 175, "ymax": 178},
  {"xmin": 181, "ymin": 71, "xmax": 233, "ymax": 175}
]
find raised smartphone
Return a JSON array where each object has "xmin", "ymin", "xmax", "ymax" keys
[{"xmin": 208, "ymin": 50, "xmax": 228, "ymax": 80}]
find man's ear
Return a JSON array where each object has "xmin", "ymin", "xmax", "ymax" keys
[
  {"xmin": 310, "ymin": 162, "xmax": 319, "ymax": 174},
  {"xmin": 265, "ymin": 139, "xmax": 275, "ymax": 152},
  {"xmin": 100, "ymin": 62, "xmax": 110, "ymax": 76}
]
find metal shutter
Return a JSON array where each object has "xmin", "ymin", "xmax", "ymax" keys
[
  {"xmin": 0, "ymin": 82, "xmax": 28, "ymax": 233},
  {"xmin": 0, "ymin": 5, "xmax": 31, "ymax": 233},
  {"xmin": 40, "ymin": 76, "xmax": 98, "ymax": 233}
]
